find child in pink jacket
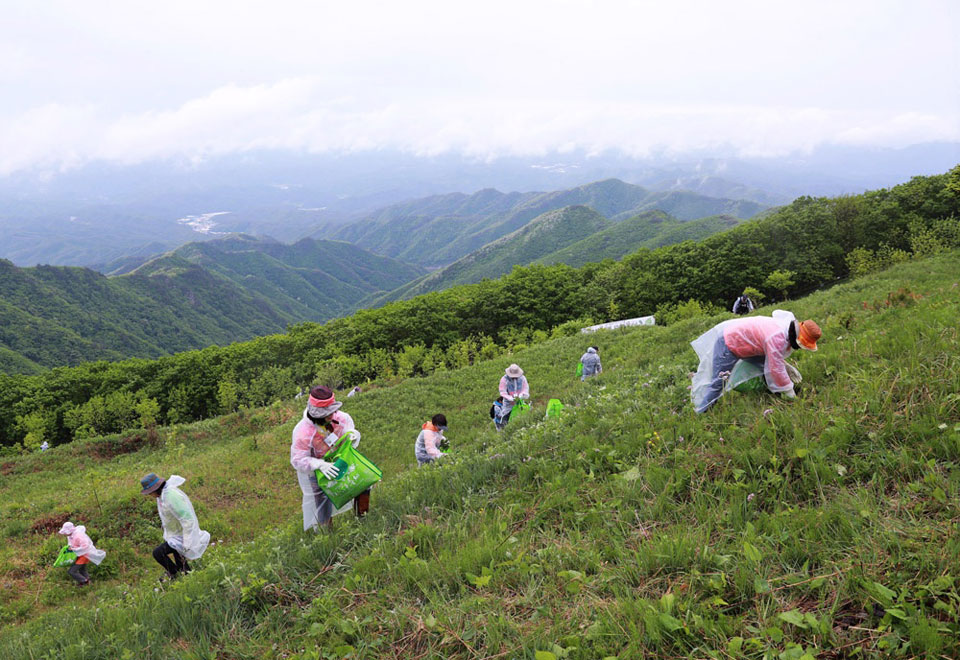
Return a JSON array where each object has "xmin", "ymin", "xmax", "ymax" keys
[{"xmin": 58, "ymin": 521, "xmax": 106, "ymax": 586}]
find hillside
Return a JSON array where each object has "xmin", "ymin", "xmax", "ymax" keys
[
  {"xmin": 535, "ymin": 211, "xmax": 741, "ymax": 268},
  {"xmin": 0, "ymin": 236, "xmax": 424, "ymax": 373},
  {"xmin": 329, "ymin": 179, "xmax": 766, "ymax": 267},
  {"xmin": 0, "ymin": 259, "xmax": 290, "ymax": 373},
  {"xmin": 2, "ymin": 167, "xmax": 956, "ymax": 449},
  {"xmin": 134, "ymin": 235, "xmax": 424, "ymax": 322},
  {"xmin": 2, "ymin": 252, "xmax": 958, "ymax": 658},
  {"xmin": 377, "ymin": 205, "xmax": 610, "ymax": 301}
]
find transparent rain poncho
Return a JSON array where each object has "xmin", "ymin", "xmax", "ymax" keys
[
  {"xmin": 691, "ymin": 310, "xmax": 798, "ymax": 411},
  {"xmin": 157, "ymin": 475, "xmax": 210, "ymax": 560}
]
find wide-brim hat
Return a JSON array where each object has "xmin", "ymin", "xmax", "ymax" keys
[
  {"xmin": 58, "ymin": 522, "xmax": 76, "ymax": 535},
  {"xmin": 307, "ymin": 386, "xmax": 342, "ymax": 418},
  {"xmin": 505, "ymin": 364, "xmax": 524, "ymax": 378},
  {"xmin": 140, "ymin": 472, "xmax": 164, "ymax": 495},
  {"xmin": 797, "ymin": 320, "xmax": 821, "ymax": 351}
]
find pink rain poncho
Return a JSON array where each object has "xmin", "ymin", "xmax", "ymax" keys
[
  {"xmin": 290, "ymin": 409, "xmax": 361, "ymax": 530},
  {"xmin": 63, "ymin": 525, "xmax": 106, "ymax": 564},
  {"xmin": 157, "ymin": 475, "xmax": 210, "ymax": 560},
  {"xmin": 691, "ymin": 310, "xmax": 798, "ymax": 412}
]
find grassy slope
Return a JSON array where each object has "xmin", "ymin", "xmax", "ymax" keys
[{"xmin": 1, "ymin": 252, "xmax": 959, "ymax": 658}]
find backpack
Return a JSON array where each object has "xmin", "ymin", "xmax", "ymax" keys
[{"xmin": 735, "ymin": 295, "xmax": 750, "ymax": 314}]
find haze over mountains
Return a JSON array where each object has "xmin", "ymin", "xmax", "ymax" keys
[{"xmin": 1, "ymin": 143, "xmax": 957, "ymax": 268}]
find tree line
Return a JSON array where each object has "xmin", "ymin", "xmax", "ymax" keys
[{"xmin": 1, "ymin": 167, "xmax": 957, "ymax": 452}]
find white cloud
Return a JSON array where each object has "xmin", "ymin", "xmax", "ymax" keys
[{"xmin": 0, "ymin": 0, "xmax": 957, "ymax": 174}]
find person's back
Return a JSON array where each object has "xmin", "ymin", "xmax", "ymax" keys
[{"xmin": 580, "ymin": 347, "xmax": 602, "ymax": 379}]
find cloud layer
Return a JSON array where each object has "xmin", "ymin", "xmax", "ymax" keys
[{"xmin": 1, "ymin": 0, "xmax": 957, "ymax": 175}]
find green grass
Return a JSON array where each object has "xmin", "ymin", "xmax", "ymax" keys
[{"xmin": 1, "ymin": 252, "xmax": 959, "ymax": 658}]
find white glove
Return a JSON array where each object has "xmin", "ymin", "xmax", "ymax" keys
[
  {"xmin": 315, "ymin": 460, "xmax": 340, "ymax": 479},
  {"xmin": 505, "ymin": 395, "xmax": 514, "ymax": 402},
  {"xmin": 782, "ymin": 388, "xmax": 796, "ymax": 400},
  {"xmin": 520, "ymin": 393, "xmax": 529, "ymax": 400}
]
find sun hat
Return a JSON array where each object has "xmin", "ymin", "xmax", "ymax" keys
[
  {"xmin": 505, "ymin": 364, "xmax": 524, "ymax": 378},
  {"xmin": 306, "ymin": 385, "xmax": 343, "ymax": 418},
  {"xmin": 58, "ymin": 521, "xmax": 76, "ymax": 535},
  {"xmin": 140, "ymin": 472, "xmax": 164, "ymax": 495},
  {"xmin": 797, "ymin": 320, "xmax": 821, "ymax": 351}
]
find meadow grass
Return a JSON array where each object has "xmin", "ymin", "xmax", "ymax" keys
[{"xmin": 1, "ymin": 251, "xmax": 958, "ymax": 659}]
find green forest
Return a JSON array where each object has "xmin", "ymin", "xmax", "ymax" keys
[{"xmin": 1, "ymin": 167, "xmax": 957, "ymax": 452}]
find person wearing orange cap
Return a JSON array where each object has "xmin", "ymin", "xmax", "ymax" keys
[{"xmin": 690, "ymin": 310, "xmax": 820, "ymax": 413}]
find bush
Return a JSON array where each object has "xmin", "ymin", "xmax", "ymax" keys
[{"xmin": 655, "ymin": 299, "xmax": 723, "ymax": 326}]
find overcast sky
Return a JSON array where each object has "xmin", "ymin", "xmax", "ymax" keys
[{"xmin": 1, "ymin": 0, "xmax": 957, "ymax": 175}]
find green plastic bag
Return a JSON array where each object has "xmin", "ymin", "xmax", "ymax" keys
[
  {"xmin": 576, "ymin": 362, "xmax": 583, "ymax": 377},
  {"xmin": 53, "ymin": 545, "xmax": 77, "ymax": 567},
  {"xmin": 546, "ymin": 399, "xmax": 564, "ymax": 418},
  {"xmin": 511, "ymin": 398, "xmax": 531, "ymax": 418},
  {"xmin": 316, "ymin": 439, "xmax": 383, "ymax": 509},
  {"xmin": 728, "ymin": 359, "xmax": 802, "ymax": 393}
]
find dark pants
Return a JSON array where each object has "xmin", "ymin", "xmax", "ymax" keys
[
  {"xmin": 153, "ymin": 542, "xmax": 190, "ymax": 577},
  {"xmin": 354, "ymin": 489, "xmax": 371, "ymax": 517},
  {"xmin": 695, "ymin": 333, "xmax": 740, "ymax": 413},
  {"xmin": 67, "ymin": 562, "xmax": 89, "ymax": 584}
]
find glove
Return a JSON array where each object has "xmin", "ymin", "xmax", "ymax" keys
[
  {"xmin": 505, "ymin": 395, "xmax": 514, "ymax": 402},
  {"xmin": 314, "ymin": 460, "xmax": 340, "ymax": 479},
  {"xmin": 782, "ymin": 388, "xmax": 796, "ymax": 400},
  {"xmin": 520, "ymin": 393, "xmax": 529, "ymax": 400}
]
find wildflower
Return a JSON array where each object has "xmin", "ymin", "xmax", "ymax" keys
[
  {"xmin": 747, "ymin": 493, "xmax": 755, "ymax": 502},
  {"xmin": 762, "ymin": 408, "xmax": 774, "ymax": 418},
  {"xmin": 938, "ymin": 423, "xmax": 948, "ymax": 430},
  {"xmin": 718, "ymin": 436, "xmax": 724, "ymax": 443},
  {"xmin": 678, "ymin": 436, "xmax": 685, "ymax": 443},
  {"xmin": 718, "ymin": 370, "xmax": 731, "ymax": 379}
]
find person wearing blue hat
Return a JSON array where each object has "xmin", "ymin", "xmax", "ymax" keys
[{"xmin": 140, "ymin": 472, "xmax": 210, "ymax": 580}]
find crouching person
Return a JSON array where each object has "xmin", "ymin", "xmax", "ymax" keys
[
  {"xmin": 140, "ymin": 472, "xmax": 210, "ymax": 580},
  {"xmin": 291, "ymin": 386, "xmax": 368, "ymax": 531},
  {"xmin": 58, "ymin": 521, "xmax": 106, "ymax": 586},
  {"xmin": 415, "ymin": 414, "xmax": 448, "ymax": 466}
]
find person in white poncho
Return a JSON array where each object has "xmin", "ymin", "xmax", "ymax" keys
[{"xmin": 140, "ymin": 472, "xmax": 210, "ymax": 580}]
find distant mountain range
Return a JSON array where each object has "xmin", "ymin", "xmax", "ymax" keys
[
  {"xmin": 373, "ymin": 205, "xmax": 742, "ymax": 303},
  {"xmin": 2, "ymin": 143, "xmax": 955, "ymax": 268},
  {"xmin": 324, "ymin": 178, "xmax": 765, "ymax": 268},
  {"xmin": 0, "ymin": 236, "xmax": 423, "ymax": 373}
]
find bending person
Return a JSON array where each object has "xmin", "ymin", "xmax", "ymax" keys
[
  {"xmin": 140, "ymin": 472, "xmax": 210, "ymax": 580},
  {"xmin": 690, "ymin": 310, "xmax": 820, "ymax": 413},
  {"xmin": 415, "ymin": 414, "xmax": 448, "ymax": 466},
  {"xmin": 57, "ymin": 521, "xmax": 106, "ymax": 586},
  {"xmin": 580, "ymin": 346, "xmax": 602, "ymax": 381}
]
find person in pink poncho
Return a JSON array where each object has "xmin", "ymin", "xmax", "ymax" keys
[
  {"xmin": 290, "ymin": 385, "xmax": 367, "ymax": 530},
  {"xmin": 690, "ymin": 310, "xmax": 821, "ymax": 413},
  {"xmin": 57, "ymin": 521, "xmax": 106, "ymax": 586}
]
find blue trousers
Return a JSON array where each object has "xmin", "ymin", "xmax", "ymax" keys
[{"xmin": 695, "ymin": 334, "xmax": 740, "ymax": 413}]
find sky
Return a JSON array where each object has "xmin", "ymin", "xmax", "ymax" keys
[{"xmin": 0, "ymin": 0, "xmax": 957, "ymax": 175}]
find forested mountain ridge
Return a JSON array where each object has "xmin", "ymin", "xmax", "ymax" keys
[
  {"xmin": 0, "ymin": 259, "xmax": 288, "ymax": 373},
  {"xmin": 133, "ymin": 235, "xmax": 424, "ymax": 321},
  {"xmin": 0, "ymin": 235, "xmax": 424, "ymax": 373},
  {"xmin": 327, "ymin": 178, "xmax": 767, "ymax": 267},
  {"xmin": 374, "ymin": 205, "xmax": 610, "ymax": 301},
  {"xmin": 1, "ymin": 166, "xmax": 955, "ymax": 452},
  {"xmin": 534, "ymin": 212, "xmax": 742, "ymax": 268}
]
